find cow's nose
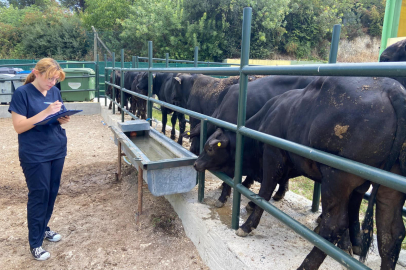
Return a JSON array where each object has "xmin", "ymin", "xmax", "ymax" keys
[{"xmin": 193, "ymin": 163, "xmax": 197, "ymax": 169}]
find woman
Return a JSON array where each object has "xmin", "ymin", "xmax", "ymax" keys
[{"xmin": 8, "ymin": 58, "xmax": 70, "ymax": 261}]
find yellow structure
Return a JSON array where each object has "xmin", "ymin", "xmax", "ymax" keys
[
  {"xmin": 398, "ymin": 1, "xmax": 406, "ymax": 36},
  {"xmin": 223, "ymin": 59, "xmax": 292, "ymax": 66}
]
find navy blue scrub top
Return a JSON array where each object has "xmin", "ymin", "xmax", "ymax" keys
[{"xmin": 8, "ymin": 83, "xmax": 67, "ymax": 163}]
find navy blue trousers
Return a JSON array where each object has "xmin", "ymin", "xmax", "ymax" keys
[{"xmin": 21, "ymin": 157, "xmax": 65, "ymax": 249}]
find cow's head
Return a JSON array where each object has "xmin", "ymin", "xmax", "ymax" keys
[
  {"xmin": 193, "ymin": 128, "xmax": 232, "ymax": 173},
  {"xmin": 380, "ymin": 39, "xmax": 406, "ymax": 62},
  {"xmin": 171, "ymin": 76, "xmax": 182, "ymax": 106},
  {"xmin": 136, "ymin": 72, "xmax": 155, "ymax": 91}
]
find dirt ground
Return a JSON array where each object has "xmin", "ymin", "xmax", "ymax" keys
[{"xmin": 0, "ymin": 115, "xmax": 208, "ymax": 269}]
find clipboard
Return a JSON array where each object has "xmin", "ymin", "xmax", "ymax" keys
[{"xmin": 34, "ymin": 110, "xmax": 83, "ymax": 125}]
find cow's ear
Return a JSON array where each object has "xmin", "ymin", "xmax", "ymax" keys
[{"xmin": 173, "ymin": 77, "xmax": 182, "ymax": 84}]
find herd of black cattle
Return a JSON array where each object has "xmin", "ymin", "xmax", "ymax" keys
[{"xmin": 106, "ymin": 40, "xmax": 406, "ymax": 270}]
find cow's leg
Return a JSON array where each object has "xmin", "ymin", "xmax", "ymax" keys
[
  {"xmin": 215, "ymin": 176, "xmax": 255, "ymax": 208},
  {"xmin": 177, "ymin": 113, "xmax": 186, "ymax": 145},
  {"xmin": 336, "ymin": 229, "xmax": 353, "ymax": 255},
  {"xmin": 215, "ymin": 182, "xmax": 231, "ymax": 208},
  {"xmin": 142, "ymin": 100, "xmax": 147, "ymax": 119},
  {"xmin": 189, "ymin": 117, "xmax": 201, "ymax": 155},
  {"xmin": 170, "ymin": 112, "xmax": 177, "ymax": 140},
  {"xmin": 108, "ymin": 100, "xmax": 112, "ymax": 110},
  {"xmin": 161, "ymin": 108, "xmax": 168, "ymax": 135},
  {"xmin": 116, "ymin": 94, "xmax": 122, "ymax": 112},
  {"xmin": 236, "ymin": 147, "xmax": 286, "ymax": 237},
  {"xmin": 347, "ymin": 182, "xmax": 370, "ymax": 255},
  {"xmin": 298, "ymin": 167, "xmax": 363, "ymax": 270},
  {"xmin": 131, "ymin": 96, "xmax": 139, "ymax": 118},
  {"xmin": 273, "ymin": 177, "xmax": 289, "ymax": 201},
  {"xmin": 376, "ymin": 177, "xmax": 405, "ymax": 270}
]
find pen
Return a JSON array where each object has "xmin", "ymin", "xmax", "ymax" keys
[
  {"xmin": 44, "ymin": 102, "xmax": 64, "ymax": 110},
  {"xmin": 44, "ymin": 102, "xmax": 65, "ymax": 105}
]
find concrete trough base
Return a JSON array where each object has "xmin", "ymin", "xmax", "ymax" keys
[{"xmin": 99, "ymin": 100, "xmax": 405, "ymax": 270}]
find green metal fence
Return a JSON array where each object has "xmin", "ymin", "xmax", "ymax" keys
[{"xmin": 105, "ymin": 7, "xmax": 406, "ymax": 270}]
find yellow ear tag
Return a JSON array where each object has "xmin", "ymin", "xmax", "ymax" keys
[
  {"xmin": 217, "ymin": 142, "xmax": 221, "ymax": 147},
  {"xmin": 187, "ymin": 132, "xmax": 190, "ymax": 135}
]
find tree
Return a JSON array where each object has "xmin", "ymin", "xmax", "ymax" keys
[
  {"xmin": 7, "ymin": 0, "xmax": 51, "ymax": 9},
  {"xmin": 120, "ymin": 0, "xmax": 186, "ymax": 59},
  {"xmin": 60, "ymin": 0, "xmax": 85, "ymax": 13},
  {"xmin": 81, "ymin": 0, "xmax": 131, "ymax": 30},
  {"xmin": 282, "ymin": 0, "xmax": 354, "ymax": 59},
  {"xmin": 182, "ymin": 0, "xmax": 290, "ymax": 60}
]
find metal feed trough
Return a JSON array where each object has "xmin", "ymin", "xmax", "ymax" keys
[{"xmin": 110, "ymin": 120, "xmax": 197, "ymax": 221}]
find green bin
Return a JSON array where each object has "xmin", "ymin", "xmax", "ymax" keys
[{"xmin": 60, "ymin": 68, "xmax": 95, "ymax": 102}]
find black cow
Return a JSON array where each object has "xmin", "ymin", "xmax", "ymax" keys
[
  {"xmin": 137, "ymin": 72, "xmax": 185, "ymax": 140},
  {"xmin": 122, "ymin": 71, "xmax": 140, "ymax": 116},
  {"xmin": 380, "ymin": 39, "xmax": 406, "ymax": 62},
  {"xmin": 106, "ymin": 70, "xmax": 121, "ymax": 110},
  {"xmin": 169, "ymin": 73, "xmax": 200, "ymax": 144},
  {"xmin": 194, "ymin": 76, "xmax": 406, "ymax": 270},
  {"xmin": 186, "ymin": 76, "xmax": 316, "ymax": 208},
  {"xmin": 130, "ymin": 72, "xmax": 148, "ymax": 120}
]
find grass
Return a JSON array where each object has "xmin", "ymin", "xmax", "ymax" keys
[
  {"xmin": 290, "ymin": 176, "xmax": 406, "ymax": 249},
  {"xmin": 151, "ymin": 106, "xmax": 190, "ymax": 133},
  {"xmin": 336, "ymin": 36, "xmax": 381, "ymax": 63}
]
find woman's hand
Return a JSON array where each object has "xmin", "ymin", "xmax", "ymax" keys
[
  {"xmin": 57, "ymin": 116, "xmax": 70, "ymax": 125},
  {"xmin": 46, "ymin": 100, "xmax": 63, "ymax": 115}
]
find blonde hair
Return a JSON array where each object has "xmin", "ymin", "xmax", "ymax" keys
[{"xmin": 24, "ymin": 58, "xmax": 65, "ymax": 85}]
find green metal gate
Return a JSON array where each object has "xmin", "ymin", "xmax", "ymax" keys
[{"xmin": 105, "ymin": 7, "xmax": 406, "ymax": 270}]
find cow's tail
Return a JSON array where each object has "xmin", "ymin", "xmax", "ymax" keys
[{"xmin": 359, "ymin": 84, "xmax": 406, "ymax": 262}]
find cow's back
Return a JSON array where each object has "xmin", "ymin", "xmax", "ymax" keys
[
  {"xmin": 251, "ymin": 76, "xmax": 406, "ymax": 176},
  {"xmin": 216, "ymin": 76, "xmax": 315, "ymax": 124},
  {"xmin": 187, "ymin": 75, "xmax": 239, "ymax": 116}
]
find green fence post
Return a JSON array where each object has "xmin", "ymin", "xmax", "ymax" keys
[
  {"xmin": 112, "ymin": 52, "xmax": 116, "ymax": 115},
  {"xmin": 194, "ymin": 46, "xmax": 198, "ymax": 67},
  {"xmin": 311, "ymin": 24, "xmax": 341, "ymax": 213},
  {"xmin": 391, "ymin": 0, "xmax": 402, "ymax": 38},
  {"xmin": 148, "ymin": 41, "xmax": 153, "ymax": 124},
  {"xmin": 132, "ymin": 56, "xmax": 136, "ymax": 69},
  {"xmin": 104, "ymin": 54, "xmax": 107, "ymax": 107},
  {"xmin": 136, "ymin": 56, "xmax": 139, "ymax": 68},
  {"xmin": 198, "ymin": 119, "xmax": 208, "ymax": 203},
  {"xmin": 231, "ymin": 7, "xmax": 252, "ymax": 230},
  {"xmin": 380, "ymin": 0, "xmax": 397, "ymax": 56},
  {"xmin": 121, "ymin": 49, "xmax": 125, "ymax": 122},
  {"xmin": 96, "ymin": 54, "xmax": 100, "ymax": 103},
  {"xmin": 166, "ymin": 53, "xmax": 169, "ymax": 68}
]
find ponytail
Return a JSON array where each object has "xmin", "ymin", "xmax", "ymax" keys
[{"xmin": 24, "ymin": 72, "xmax": 36, "ymax": 85}]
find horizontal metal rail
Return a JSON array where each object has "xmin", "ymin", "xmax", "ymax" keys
[
  {"xmin": 0, "ymin": 63, "xmax": 36, "ymax": 67},
  {"xmin": 242, "ymin": 62, "xmax": 406, "ymax": 76},
  {"xmin": 210, "ymin": 171, "xmax": 369, "ymax": 270},
  {"xmin": 106, "ymin": 62, "xmax": 406, "ymax": 77},
  {"xmin": 238, "ymin": 127, "xmax": 406, "ymax": 193},
  {"xmin": 105, "ymin": 66, "xmax": 241, "ymax": 76},
  {"xmin": 136, "ymin": 56, "xmax": 239, "ymax": 66},
  {"xmin": 0, "ymin": 61, "xmax": 97, "ymax": 68}
]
